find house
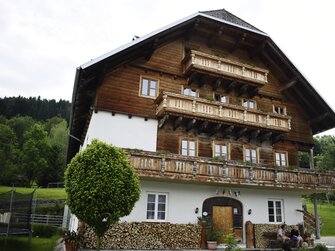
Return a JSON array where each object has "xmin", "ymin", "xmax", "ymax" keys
[{"xmin": 67, "ymin": 9, "xmax": 335, "ymax": 249}]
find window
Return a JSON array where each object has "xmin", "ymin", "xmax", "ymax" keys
[
  {"xmin": 214, "ymin": 94, "xmax": 228, "ymax": 103},
  {"xmin": 213, "ymin": 143, "xmax": 228, "ymax": 160},
  {"xmin": 140, "ymin": 77, "xmax": 158, "ymax": 98},
  {"xmin": 244, "ymin": 147, "xmax": 258, "ymax": 164},
  {"xmin": 146, "ymin": 193, "xmax": 167, "ymax": 221},
  {"xmin": 243, "ymin": 99, "xmax": 256, "ymax": 109},
  {"xmin": 275, "ymin": 152, "xmax": 288, "ymax": 166},
  {"xmin": 183, "ymin": 87, "xmax": 197, "ymax": 97},
  {"xmin": 181, "ymin": 139, "xmax": 196, "ymax": 157},
  {"xmin": 268, "ymin": 200, "xmax": 283, "ymax": 223},
  {"xmin": 273, "ymin": 105, "xmax": 287, "ymax": 115}
]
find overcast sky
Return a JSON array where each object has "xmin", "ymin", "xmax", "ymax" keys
[{"xmin": 0, "ymin": 0, "xmax": 334, "ymax": 134}]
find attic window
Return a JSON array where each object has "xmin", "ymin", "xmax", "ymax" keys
[{"xmin": 140, "ymin": 76, "xmax": 158, "ymax": 98}]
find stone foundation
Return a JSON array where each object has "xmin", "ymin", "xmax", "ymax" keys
[{"xmin": 83, "ymin": 222, "xmax": 201, "ymax": 249}]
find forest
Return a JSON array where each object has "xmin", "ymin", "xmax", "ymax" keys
[{"xmin": 0, "ymin": 96, "xmax": 70, "ymax": 187}]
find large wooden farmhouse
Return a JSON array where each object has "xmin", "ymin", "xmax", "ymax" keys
[{"xmin": 67, "ymin": 9, "xmax": 335, "ymax": 249}]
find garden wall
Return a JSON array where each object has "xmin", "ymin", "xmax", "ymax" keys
[{"xmin": 83, "ymin": 222, "xmax": 201, "ymax": 249}]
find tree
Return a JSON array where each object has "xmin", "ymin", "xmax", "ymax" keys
[{"xmin": 65, "ymin": 140, "xmax": 140, "ymax": 250}]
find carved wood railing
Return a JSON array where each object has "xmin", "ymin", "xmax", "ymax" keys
[
  {"xmin": 127, "ymin": 150, "xmax": 335, "ymax": 191},
  {"xmin": 183, "ymin": 50, "xmax": 269, "ymax": 85},
  {"xmin": 156, "ymin": 92, "xmax": 291, "ymax": 132}
]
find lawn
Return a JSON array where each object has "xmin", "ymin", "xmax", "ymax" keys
[
  {"xmin": 306, "ymin": 201, "xmax": 335, "ymax": 236},
  {"xmin": 0, "ymin": 235, "xmax": 60, "ymax": 251},
  {"xmin": 0, "ymin": 186, "xmax": 67, "ymax": 200}
]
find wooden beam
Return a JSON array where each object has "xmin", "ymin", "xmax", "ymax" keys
[
  {"xmin": 249, "ymin": 129, "xmax": 260, "ymax": 142},
  {"xmin": 280, "ymin": 78, "xmax": 298, "ymax": 93},
  {"xmin": 187, "ymin": 72, "xmax": 197, "ymax": 85},
  {"xmin": 222, "ymin": 125, "xmax": 234, "ymax": 137},
  {"xmin": 237, "ymin": 84, "xmax": 248, "ymax": 97},
  {"xmin": 261, "ymin": 52, "xmax": 288, "ymax": 81},
  {"xmin": 249, "ymin": 87, "xmax": 260, "ymax": 98},
  {"xmin": 158, "ymin": 115, "xmax": 169, "ymax": 129},
  {"xmin": 272, "ymin": 134, "xmax": 284, "ymax": 144},
  {"xmin": 291, "ymin": 86, "xmax": 319, "ymax": 115},
  {"xmin": 173, "ymin": 116, "xmax": 183, "ymax": 131},
  {"xmin": 197, "ymin": 120, "xmax": 208, "ymax": 134},
  {"xmin": 309, "ymin": 112, "xmax": 329, "ymax": 125},
  {"xmin": 230, "ymin": 33, "xmax": 247, "ymax": 52},
  {"xmin": 186, "ymin": 119, "xmax": 197, "ymax": 132},
  {"xmin": 209, "ymin": 123, "xmax": 222, "ymax": 136},
  {"xmin": 198, "ymin": 75, "xmax": 209, "ymax": 89},
  {"xmin": 213, "ymin": 78, "xmax": 223, "ymax": 91},
  {"xmin": 224, "ymin": 80, "xmax": 236, "ymax": 94},
  {"xmin": 260, "ymin": 131, "xmax": 272, "ymax": 142},
  {"xmin": 208, "ymin": 27, "xmax": 224, "ymax": 48},
  {"xmin": 250, "ymin": 40, "xmax": 267, "ymax": 59},
  {"xmin": 235, "ymin": 127, "xmax": 247, "ymax": 139},
  {"xmin": 185, "ymin": 19, "xmax": 200, "ymax": 41},
  {"xmin": 145, "ymin": 38, "xmax": 159, "ymax": 61}
]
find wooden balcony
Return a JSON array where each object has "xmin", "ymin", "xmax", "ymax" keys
[
  {"xmin": 127, "ymin": 150, "xmax": 335, "ymax": 192},
  {"xmin": 156, "ymin": 92, "xmax": 291, "ymax": 133},
  {"xmin": 183, "ymin": 50, "xmax": 269, "ymax": 86}
]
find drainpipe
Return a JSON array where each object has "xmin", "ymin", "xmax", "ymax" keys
[{"xmin": 310, "ymin": 148, "xmax": 320, "ymax": 239}]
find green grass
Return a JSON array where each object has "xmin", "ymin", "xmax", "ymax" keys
[
  {"xmin": 306, "ymin": 201, "xmax": 335, "ymax": 236},
  {"xmin": 0, "ymin": 186, "xmax": 67, "ymax": 200},
  {"xmin": 0, "ymin": 235, "xmax": 60, "ymax": 251}
]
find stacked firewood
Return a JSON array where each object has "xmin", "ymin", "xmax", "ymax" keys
[
  {"xmin": 254, "ymin": 224, "xmax": 294, "ymax": 248},
  {"xmin": 83, "ymin": 222, "xmax": 201, "ymax": 249}
]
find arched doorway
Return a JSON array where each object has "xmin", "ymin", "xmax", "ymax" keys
[{"xmin": 202, "ymin": 196, "xmax": 243, "ymax": 242}]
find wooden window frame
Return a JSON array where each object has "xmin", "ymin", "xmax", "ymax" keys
[
  {"xmin": 182, "ymin": 86, "xmax": 198, "ymax": 97},
  {"xmin": 274, "ymin": 151, "xmax": 289, "ymax": 167},
  {"xmin": 139, "ymin": 76, "xmax": 159, "ymax": 99},
  {"xmin": 179, "ymin": 138, "xmax": 198, "ymax": 157},
  {"xmin": 212, "ymin": 141, "xmax": 230, "ymax": 160},
  {"xmin": 267, "ymin": 199, "xmax": 284, "ymax": 223},
  {"xmin": 243, "ymin": 145, "xmax": 259, "ymax": 164},
  {"xmin": 272, "ymin": 104, "xmax": 287, "ymax": 115},
  {"xmin": 242, "ymin": 98, "xmax": 257, "ymax": 109},
  {"xmin": 213, "ymin": 93, "xmax": 229, "ymax": 103},
  {"xmin": 146, "ymin": 192, "xmax": 168, "ymax": 222}
]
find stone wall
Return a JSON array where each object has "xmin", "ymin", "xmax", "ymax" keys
[
  {"xmin": 83, "ymin": 222, "xmax": 201, "ymax": 249},
  {"xmin": 254, "ymin": 224, "xmax": 295, "ymax": 248}
]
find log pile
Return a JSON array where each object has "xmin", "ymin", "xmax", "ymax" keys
[
  {"xmin": 254, "ymin": 224, "xmax": 294, "ymax": 248},
  {"xmin": 83, "ymin": 222, "xmax": 201, "ymax": 249}
]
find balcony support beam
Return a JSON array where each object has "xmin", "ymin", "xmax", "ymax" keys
[
  {"xmin": 209, "ymin": 123, "xmax": 222, "ymax": 136},
  {"xmin": 186, "ymin": 119, "xmax": 197, "ymax": 132},
  {"xmin": 250, "ymin": 87, "xmax": 260, "ymax": 98},
  {"xmin": 208, "ymin": 27, "xmax": 224, "ymax": 48},
  {"xmin": 173, "ymin": 116, "xmax": 183, "ymax": 131},
  {"xmin": 272, "ymin": 134, "xmax": 284, "ymax": 144},
  {"xmin": 184, "ymin": 19, "xmax": 200, "ymax": 41},
  {"xmin": 235, "ymin": 127, "xmax": 248, "ymax": 139},
  {"xmin": 249, "ymin": 129, "xmax": 260, "ymax": 142},
  {"xmin": 197, "ymin": 120, "xmax": 208, "ymax": 134},
  {"xmin": 230, "ymin": 33, "xmax": 247, "ymax": 52},
  {"xmin": 213, "ymin": 78, "xmax": 223, "ymax": 91},
  {"xmin": 237, "ymin": 84, "xmax": 248, "ymax": 97},
  {"xmin": 158, "ymin": 114, "xmax": 169, "ymax": 129},
  {"xmin": 224, "ymin": 80, "xmax": 236, "ymax": 94},
  {"xmin": 260, "ymin": 131, "xmax": 272, "ymax": 142},
  {"xmin": 187, "ymin": 72, "xmax": 198, "ymax": 85},
  {"xmin": 222, "ymin": 125, "xmax": 234, "ymax": 137}
]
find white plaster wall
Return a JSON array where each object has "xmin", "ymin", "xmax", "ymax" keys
[
  {"xmin": 83, "ymin": 111, "xmax": 157, "ymax": 151},
  {"xmin": 122, "ymin": 180, "xmax": 304, "ymax": 226}
]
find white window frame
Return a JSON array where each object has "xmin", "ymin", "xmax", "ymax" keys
[
  {"xmin": 275, "ymin": 151, "xmax": 288, "ymax": 167},
  {"xmin": 273, "ymin": 104, "xmax": 287, "ymax": 115},
  {"xmin": 139, "ymin": 76, "xmax": 159, "ymax": 98},
  {"xmin": 214, "ymin": 93, "xmax": 228, "ymax": 103},
  {"xmin": 182, "ymin": 86, "xmax": 198, "ymax": 97},
  {"xmin": 244, "ymin": 146, "xmax": 259, "ymax": 164},
  {"xmin": 212, "ymin": 142, "xmax": 230, "ymax": 160},
  {"xmin": 180, "ymin": 138, "xmax": 197, "ymax": 157},
  {"xmin": 242, "ymin": 98, "xmax": 256, "ymax": 109},
  {"xmin": 146, "ymin": 192, "xmax": 168, "ymax": 222},
  {"xmin": 268, "ymin": 199, "xmax": 284, "ymax": 223}
]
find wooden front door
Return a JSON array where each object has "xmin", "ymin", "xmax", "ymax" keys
[{"xmin": 212, "ymin": 206, "xmax": 233, "ymax": 243}]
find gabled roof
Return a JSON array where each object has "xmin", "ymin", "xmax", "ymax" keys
[
  {"xmin": 200, "ymin": 8, "xmax": 263, "ymax": 33},
  {"xmin": 68, "ymin": 9, "xmax": 335, "ymax": 162}
]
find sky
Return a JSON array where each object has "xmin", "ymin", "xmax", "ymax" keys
[{"xmin": 0, "ymin": 0, "xmax": 334, "ymax": 134}]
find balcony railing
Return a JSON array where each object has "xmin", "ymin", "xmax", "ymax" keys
[
  {"xmin": 156, "ymin": 92, "xmax": 291, "ymax": 132},
  {"xmin": 127, "ymin": 150, "xmax": 335, "ymax": 192},
  {"xmin": 183, "ymin": 50, "xmax": 269, "ymax": 85}
]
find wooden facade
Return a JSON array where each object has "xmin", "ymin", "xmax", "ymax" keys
[{"xmin": 68, "ymin": 10, "xmax": 335, "ymax": 192}]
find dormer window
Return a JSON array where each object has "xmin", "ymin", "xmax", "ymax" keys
[
  {"xmin": 183, "ymin": 87, "xmax": 197, "ymax": 97},
  {"xmin": 273, "ymin": 105, "xmax": 287, "ymax": 115},
  {"xmin": 243, "ymin": 99, "xmax": 256, "ymax": 109},
  {"xmin": 214, "ymin": 94, "xmax": 228, "ymax": 103}
]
